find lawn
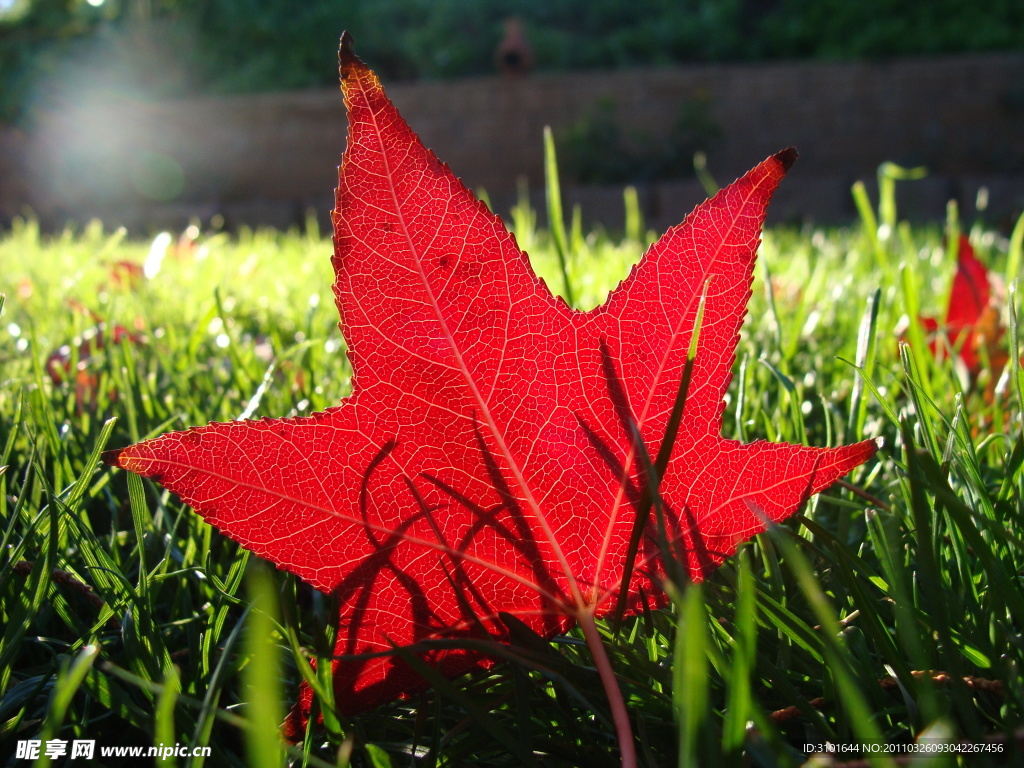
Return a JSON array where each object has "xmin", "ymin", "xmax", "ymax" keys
[{"xmin": 2, "ymin": 170, "xmax": 1023, "ymax": 767}]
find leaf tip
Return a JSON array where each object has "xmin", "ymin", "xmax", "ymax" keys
[
  {"xmin": 775, "ymin": 147, "xmax": 798, "ymax": 173},
  {"xmin": 338, "ymin": 31, "xmax": 363, "ymax": 83},
  {"xmin": 100, "ymin": 447, "xmax": 126, "ymax": 468},
  {"xmin": 101, "ymin": 445, "xmax": 148, "ymax": 476}
]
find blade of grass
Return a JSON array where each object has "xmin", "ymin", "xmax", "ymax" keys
[
  {"xmin": 673, "ymin": 581, "xmax": 709, "ymax": 768},
  {"xmin": 721, "ymin": 548, "xmax": 756, "ymax": 762},
  {"xmin": 613, "ymin": 278, "xmax": 708, "ymax": 629},
  {"xmin": 244, "ymin": 564, "xmax": 285, "ymax": 768},
  {"xmin": 851, "ymin": 180, "xmax": 885, "ymax": 269},
  {"xmin": 693, "ymin": 151, "xmax": 719, "ymax": 197},
  {"xmin": 543, "ymin": 125, "xmax": 575, "ymax": 307},
  {"xmin": 389, "ymin": 643, "xmax": 544, "ymax": 768},
  {"xmin": 156, "ymin": 665, "xmax": 182, "ymax": 768},
  {"xmin": 35, "ymin": 644, "xmax": 101, "ymax": 768},
  {"xmin": 623, "ymin": 186, "xmax": 643, "ymax": 244},
  {"xmin": 848, "ymin": 289, "xmax": 881, "ymax": 439},
  {"xmin": 764, "ymin": 521, "xmax": 897, "ymax": 767},
  {"xmin": 101, "ymin": 661, "xmax": 341, "ymax": 768},
  {"xmin": 1009, "ymin": 281, "xmax": 1022, "ymax": 415}
]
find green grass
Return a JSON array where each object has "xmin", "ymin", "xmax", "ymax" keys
[{"xmin": 2, "ymin": 170, "xmax": 1023, "ymax": 767}]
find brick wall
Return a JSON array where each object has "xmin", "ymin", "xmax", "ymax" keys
[{"xmin": 3, "ymin": 51, "xmax": 1023, "ymax": 232}]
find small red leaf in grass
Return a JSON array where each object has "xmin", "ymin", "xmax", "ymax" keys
[
  {"xmin": 944, "ymin": 235, "xmax": 998, "ymax": 372},
  {"xmin": 48, "ymin": 322, "xmax": 146, "ymax": 411},
  {"xmin": 104, "ymin": 35, "xmax": 876, "ymax": 733},
  {"xmin": 946, "ymin": 235, "xmax": 989, "ymax": 332},
  {"xmin": 920, "ymin": 235, "xmax": 1015, "ymax": 380},
  {"xmin": 107, "ymin": 259, "xmax": 145, "ymax": 290}
]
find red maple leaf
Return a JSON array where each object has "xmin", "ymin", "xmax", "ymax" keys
[
  {"xmin": 103, "ymin": 35, "xmax": 876, "ymax": 742},
  {"xmin": 920, "ymin": 235, "xmax": 1011, "ymax": 377}
]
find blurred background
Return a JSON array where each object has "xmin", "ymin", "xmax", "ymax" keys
[{"xmin": 1, "ymin": 0, "xmax": 1022, "ymax": 232}]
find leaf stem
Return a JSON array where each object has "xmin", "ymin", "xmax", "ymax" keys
[{"xmin": 577, "ymin": 609, "xmax": 637, "ymax": 768}]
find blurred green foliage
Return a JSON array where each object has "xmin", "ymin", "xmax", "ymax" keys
[{"xmin": 2, "ymin": 0, "xmax": 1022, "ymax": 121}]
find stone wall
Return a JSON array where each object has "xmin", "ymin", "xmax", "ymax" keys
[{"xmin": 3, "ymin": 51, "xmax": 1023, "ymax": 233}]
